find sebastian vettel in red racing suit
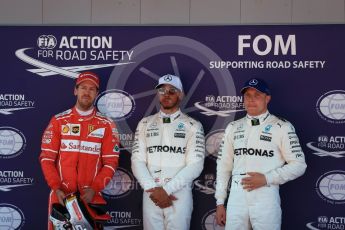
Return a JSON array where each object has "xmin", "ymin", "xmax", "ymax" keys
[{"xmin": 39, "ymin": 72, "xmax": 119, "ymax": 230}]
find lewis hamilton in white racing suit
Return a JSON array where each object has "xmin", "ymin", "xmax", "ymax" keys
[
  {"xmin": 215, "ymin": 78, "xmax": 307, "ymax": 230},
  {"xmin": 131, "ymin": 74, "xmax": 205, "ymax": 230}
]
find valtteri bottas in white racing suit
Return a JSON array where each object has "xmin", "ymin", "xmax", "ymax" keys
[{"xmin": 215, "ymin": 78, "xmax": 307, "ymax": 230}]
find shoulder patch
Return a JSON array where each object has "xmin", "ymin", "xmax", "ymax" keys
[
  {"xmin": 55, "ymin": 109, "xmax": 72, "ymax": 118},
  {"xmin": 95, "ymin": 111, "xmax": 114, "ymax": 122},
  {"xmin": 278, "ymin": 117, "xmax": 287, "ymax": 122},
  {"xmin": 96, "ymin": 111, "xmax": 107, "ymax": 118},
  {"xmin": 182, "ymin": 113, "xmax": 199, "ymax": 124},
  {"xmin": 145, "ymin": 114, "xmax": 158, "ymax": 123},
  {"xmin": 231, "ymin": 117, "xmax": 244, "ymax": 126}
]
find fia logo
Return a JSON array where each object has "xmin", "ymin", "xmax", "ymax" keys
[
  {"xmin": 318, "ymin": 136, "xmax": 328, "ymax": 142},
  {"xmin": 37, "ymin": 35, "xmax": 57, "ymax": 49},
  {"xmin": 205, "ymin": 95, "xmax": 215, "ymax": 102}
]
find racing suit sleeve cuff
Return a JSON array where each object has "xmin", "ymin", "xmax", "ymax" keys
[
  {"xmin": 89, "ymin": 184, "xmax": 100, "ymax": 193},
  {"xmin": 216, "ymin": 199, "xmax": 225, "ymax": 206},
  {"xmin": 143, "ymin": 182, "xmax": 158, "ymax": 191},
  {"xmin": 51, "ymin": 183, "xmax": 62, "ymax": 191},
  {"xmin": 52, "ymin": 187, "xmax": 61, "ymax": 192},
  {"xmin": 162, "ymin": 185, "xmax": 173, "ymax": 196},
  {"xmin": 264, "ymin": 173, "xmax": 273, "ymax": 186}
]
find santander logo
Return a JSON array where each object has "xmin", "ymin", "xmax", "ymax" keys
[
  {"xmin": 60, "ymin": 140, "xmax": 101, "ymax": 154},
  {"xmin": 61, "ymin": 142, "xmax": 68, "ymax": 149}
]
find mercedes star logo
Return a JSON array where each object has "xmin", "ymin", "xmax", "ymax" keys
[
  {"xmin": 164, "ymin": 75, "xmax": 172, "ymax": 81},
  {"xmin": 249, "ymin": 79, "xmax": 258, "ymax": 85}
]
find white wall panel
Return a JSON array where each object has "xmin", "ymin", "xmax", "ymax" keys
[
  {"xmin": 292, "ymin": 0, "xmax": 344, "ymax": 23},
  {"xmin": 141, "ymin": 0, "xmax": 190, "ymax": 24},
  {"xmin": 0, "ymin": 0, "xmax": 42, "ymax": 24},
  {"xmin": 1, "ymin": 0, "xmax": 345, "ymax": 25},
  {"xmin": 92, "ymin": 0, "xmax": 140, "ymax": 24},
  {"xmin": 43, "ymin": 0, "xmax": 91, "ymax": 24},
  {"xmin": 190, "ymin": 0, "xmax": 241, "ymax": 24},
  {"xmin": 241, "ymin": 0, "xmax": 292, "ymax": 23}
]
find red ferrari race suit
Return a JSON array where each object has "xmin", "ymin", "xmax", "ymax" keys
[{"xmin": 39, "ymin": 107, "xmax": 119, "ymax": 229}]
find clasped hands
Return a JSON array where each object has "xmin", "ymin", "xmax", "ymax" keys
[
  {"xmin": 240, "ymin": 172, "xmax": 267, "ymax": 192},
  {"xmin": 146, "ymin": 187, "xmax": 177, "ymax": 209},
  {"xmin": 55, "ymin": 187, "xmax": 95, "ymax": 206}
]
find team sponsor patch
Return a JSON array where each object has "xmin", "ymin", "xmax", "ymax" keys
[
  {"xmin": 234, "ymin": 134, "xmax": 244, "ymax": 140},
  {"xmin": 62, "ymin": 125, "xmax": 69, "ymax": 134},
  {"xmin": 147, "ymin": 128, "xmax": 159, "ymax": 132},
  {"xmin": 61, "ymin": 124, "xmax": 80, "ymax": 136},
  {"xmin": 147, "ymin": 145, "xmax": 186, "ymax": 154},
  {"xmin": 113, "ymin": 144, "xmax": 120, "ymax": 153},
  {"xmin": 60, "ymin": 139, "xmax": 101, "ymax": 155},
  {"xmin": 176, "ymin": 122, "xmax": 185, "ymax": 131},
  {"xmin": 292, "ymin": 149, "xmax": 302, "ymax": 153},
  {"xmin": 42, "ymin": 138, "xmax": 51, "ymax": 144},
  {"xmin": 263, "ymin": 124, "xmax": 273, "ymax": 133},
  {"xmin": 174, "ymin": 133, "xmax": 186, "ymax": 138},
  {"xmin": 146, "ymin": 132, "xmax": 159, "ymax": 137},
  {"xmin": 42, "ymin": 130, "xmax": 53, "ymax": 144},
  {"xmin": 234, "ymin": 130, "xmax": 244, "ymax": 133},
  {"xmin": 234, "ymin": 148, "xmax": 274, "ymax": 157},
  {"xmin": 163, "ymin": 117, "xmax": 171, "ymax": 123},
  {"xmin": 251, "ymin": 119, "xmax": 260, "ymax": 126},
  {"xmin": 71, "ymin": 125, "xmax": 80, "ymax": 135},
  {"xmin": 43, "ymin": 130, "xmax": 53, "ymax": 137},
  {"xmin": 88, "ymin": 124, "xmax": 95, "ymax": 134},
  {"xmin": 290, "ymin": 140, "xmax": 299, "ymax": 145},
  {"xmin": 149, "ymin": 122, "xmax": 157, "ymax": 128},
  {"xmin": 236, "ymin": 123, "xmax": 244, "ymax": 131},
  {"xmin": 88, "ymin": 128, "xmax": 105, "ymax": 138},
  {"xmin": 260, "ymin": 135, "xmax": 272, "ymax": 142},
  {"xmin": 112, "ymin": 127, "xmax": 118, "ymax": 134}
]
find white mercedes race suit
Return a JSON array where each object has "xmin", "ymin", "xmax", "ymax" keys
[
  {"xmin": 131, "ymin": 110, "xmax": 205, "ymax": 230},
  {"xmin": 215, "ymin": 111, "xmax": 307, "ymax": 230}
]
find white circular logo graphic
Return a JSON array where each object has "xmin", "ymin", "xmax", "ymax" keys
[
  {"xmin": 205, "ymin": 130, "xmax": 225, "ymax": 159},
  {"xmin": 0, "ymin": 127, "xmax": 26, "ymax": 159},
  {"xmin": 316, "ymin": 90, "xmax": 345, "ymax": 124},
  {"xmin": 96, "ymin": 90, "xmax": 135, "ymax": 121},
  {"xmin": 316, "ymin": 170, "xmax": 345, "ymax": 204},
  {"xmin": 102, "ymin": 167, "xmax": 135, "ymax": 199},
  {"xmin": 0, "ymin": 204, "xmax": 25, "ymax": 229},
  {"xmin": 202, "ymin": 209, "xmax": 224, "ymax": 230},
  {"xmin": 107, "ymin": 36, "xmax": 236, "ymax": 154}
]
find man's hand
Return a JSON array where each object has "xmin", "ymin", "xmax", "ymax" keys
[
  {"xmin": 146, "ymin": 187, "xmax": 177, "ymax": 209},
  {"xmin": 55, "ymin": 189, "xmax": 66, "ymax": 206},
  {"xmin": 241, "ymin": 172, "xmax": 267, "ymax": 191},
  {"xmin": 215, "ymin": 205, "xmax": 226, "ymax": 226},
  {"xmin": 81, "ymin": 187, "xmax": 95, "ymax": 203}
]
